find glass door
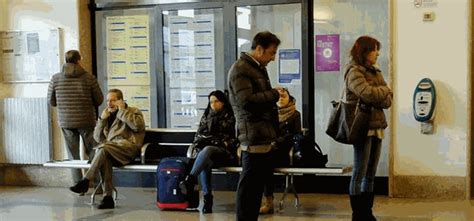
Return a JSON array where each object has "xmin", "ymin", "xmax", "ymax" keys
[
  {"xmin": 236, "ymin": 3, "xmax": 303, "ymax": 116},
  {"xmin": 162, "ymin": 8, "xmax": 224, "ymax": 129},
  {"xmin": 313, "ymin": 0, "xmax": 391, "ymax": 176}
]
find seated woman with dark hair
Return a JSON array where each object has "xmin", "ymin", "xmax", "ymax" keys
[{"xmin": 180, "ymin": 90, "xmax": 237, "ymax": 214}]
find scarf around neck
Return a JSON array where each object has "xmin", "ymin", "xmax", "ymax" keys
[{"xmin": 278, "ymin": 99, "xmax": 296, "ymax": 123}]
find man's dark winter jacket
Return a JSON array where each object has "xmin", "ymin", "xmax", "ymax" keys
[
  {"xmin": 47, "ymin": 63, "xmax": 103, "ymax": 128},
  {"xmin": 228, "ymin": 52, "xmax": 280, "ymax": 147}
]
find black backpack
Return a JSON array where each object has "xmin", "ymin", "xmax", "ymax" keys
[{"xmin": 292, "ymin": 134, "xmax": 328, "ymax": 168}]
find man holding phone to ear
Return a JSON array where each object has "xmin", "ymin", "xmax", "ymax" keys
[{"xmin": 69, "ymin": 88, "xmax": 145, "ymax": 209}]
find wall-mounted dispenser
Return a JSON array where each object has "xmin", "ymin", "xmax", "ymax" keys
[{"xmin": 413, "ymin": 78, "xmax": 436, "ymax": 134}]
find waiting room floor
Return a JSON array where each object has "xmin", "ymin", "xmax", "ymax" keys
[{"xmin": 0, "ymin": 186, "xmax": 473, "ymax": 221}]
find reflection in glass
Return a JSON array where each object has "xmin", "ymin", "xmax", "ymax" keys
[{"xmin": 236, "ymin": 4, "xmax": 303, "ymax": 114}]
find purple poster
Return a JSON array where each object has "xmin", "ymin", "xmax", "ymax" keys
[{"xmin": 315, "ymin": 34, "xmax": 340, "ymax": 72}]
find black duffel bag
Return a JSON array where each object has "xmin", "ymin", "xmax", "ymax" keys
[{"xmin": 292, "ymin": 134, "xmax": 328, "ymax": 168}]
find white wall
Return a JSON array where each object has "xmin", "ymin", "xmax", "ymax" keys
[
  {"xmin": 0, "ymin": 0, "xmax": 6, "ymax": 31},
  {"xmin": 394, "ymin": 0, "xmax": 469, "ymax": 177},
  {"xmin": 0, "ymin": 0, "xmax": 80, "ymax": 160}
]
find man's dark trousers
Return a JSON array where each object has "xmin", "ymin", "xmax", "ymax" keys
[{"xmin": 236, "ymin": 151, "xmax": 273, "ymax": 221}]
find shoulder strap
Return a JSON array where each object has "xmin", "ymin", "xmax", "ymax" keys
[
  {"xmin": 339, "ymin": 66, "xmax": 354, "ymax": 101},
  {"xmin": 341, "ymin": 65, "xmax": 361, "ymax": 104}
]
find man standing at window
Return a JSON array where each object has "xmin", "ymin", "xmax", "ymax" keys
[
  {"xmin": 228, "ymin": 31, "xmax": 283, "ymax": 221},
  {"xmin": 47, "ymin": 50, "xmax": 103, "ymax": 187}
]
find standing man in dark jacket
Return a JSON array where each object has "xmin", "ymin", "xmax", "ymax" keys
[
  {"xmin": 228, "ymin": 31, "xmax": 282, "ymax": 221},
  {"xmin": 47, "ymin": 50, "xmax": 104, "ymax": 185}
]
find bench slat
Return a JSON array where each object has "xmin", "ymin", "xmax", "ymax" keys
[
  {"xmin": 157, "ymin": 142, "xmax": 192, "ymax": 146},
  {"xmin": 44, "ymin": 160, "xmax": 352, "ymax": 175}
]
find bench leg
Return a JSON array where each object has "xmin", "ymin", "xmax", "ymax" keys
[
  {"xmin": 113, "ymin": 187, "xmax": 118, "ymax": 201},
  {"xmin": 278, "ymin": 174, "xmax": 300, "ymax": 211},
  {"xmin": 279, "ymin": 175, "xmax": 290, "ymax": 211},
  {"xmin": 290, "ymin": 175, "xmax": 300, "ymax": 208},
  {"xmin": 89, "ymin": 181, "xmax": 102, "ymax": 205},
  {"xmin": 89, "ymin": 181, "xmax": 118, "ymax": 205}
]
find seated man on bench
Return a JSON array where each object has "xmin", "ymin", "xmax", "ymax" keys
[{"xmin": 69, "ymin": 88, "xmax": 145, "ymax": 209}]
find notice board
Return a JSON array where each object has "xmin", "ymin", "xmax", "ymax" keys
[
  {"xmin": 0, "ymin": 28, "xmax": 61, "ymax": 82},
  {"xmin": 105, "ymin": 15, "xmax": 151, "ymax": 127}
]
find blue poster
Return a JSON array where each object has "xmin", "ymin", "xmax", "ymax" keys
[{"xmin": 278, "ymin": 49, "xmax": 301, "ymax": 84}]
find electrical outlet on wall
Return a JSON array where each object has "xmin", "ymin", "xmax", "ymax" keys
[{"xmin": 423, "ymin": 12, "xmax": 436, "ymax": 21}]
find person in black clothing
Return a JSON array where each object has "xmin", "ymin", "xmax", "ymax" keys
[
  {"xmin": 180, "ymin": 90, "xmax": 237, "ymax": 214},
  {"xmin": 259, "ymin": 88, "xmax": 301, "ymax": 214},
  {"xmin": 228, "ymin": 31, "xmax": 283, "ymax": 221}
]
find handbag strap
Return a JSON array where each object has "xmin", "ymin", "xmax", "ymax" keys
[
  {"xmin": 341, "ymin": 66, "xmax": 360, "ymax": 105},
  {"xmin": 313, "ymin": 141, "xmax": 324, "ymax": 154}
]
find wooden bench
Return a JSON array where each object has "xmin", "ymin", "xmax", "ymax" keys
[{"xmin": 43, "ymin": 128, "xmax": 352, "ymax": 210}]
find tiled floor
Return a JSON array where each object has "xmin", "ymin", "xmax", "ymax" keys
[{"xmin": 0, "ymin": 186, "xmax": 473, "ymax": 221}]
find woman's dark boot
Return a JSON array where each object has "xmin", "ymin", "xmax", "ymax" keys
[
  {"xmin": 349, "ymin": 195, "xmax": 365, "ymax": 221},
  {"xmin": 362, "ymin": 192, "xmax": 377, "ymax": 221},
  {"xmin": 202, "ymin": 194, "xmax": 213, "ymax": 213}
]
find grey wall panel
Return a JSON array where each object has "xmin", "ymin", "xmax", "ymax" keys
[{"xmin": 0, "ymin": 98, "xmax": 52, "ymax": 164}]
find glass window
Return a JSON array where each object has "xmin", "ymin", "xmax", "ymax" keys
[
  {"xmin": 313, "ymin": 0, "xmax": 390, "ymax": 176},
  {"xmin": 236, "ymin": 4, "xmax": 303, "ymax": 115},
  {"xmin": 162, "ymin": 8, "xmax": 224, "ymax": 129}
]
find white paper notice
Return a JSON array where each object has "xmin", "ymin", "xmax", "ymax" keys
[
  {"xmin": 169, "ymin": 87, "xmax": 212, "ymax": 129},
  {"xmin": 167, "ymin": 14, "xmax": 216, "ymax": 129},
  {"xmin": 106, "ymin": 15, "xmax": 150, "ymax": 86},
  {"xmin": 119, "ymin": 85, "xmax": 151, "ymax": 128},
  {"xmin": 1, "ymin": 29, "xmax": 60, "ymax": 82},
  {"xmin": 280, "ymin": 59, "xmax": 299, "ymax": 74}
]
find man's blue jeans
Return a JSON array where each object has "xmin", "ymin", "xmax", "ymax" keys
[
  {"xmin": 189, "ymin": 145, "xmax": 227, "ymax": 196},
  {"xmin": 350, "ymin": 136, "xmax": 382, "ymax": 196}
]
